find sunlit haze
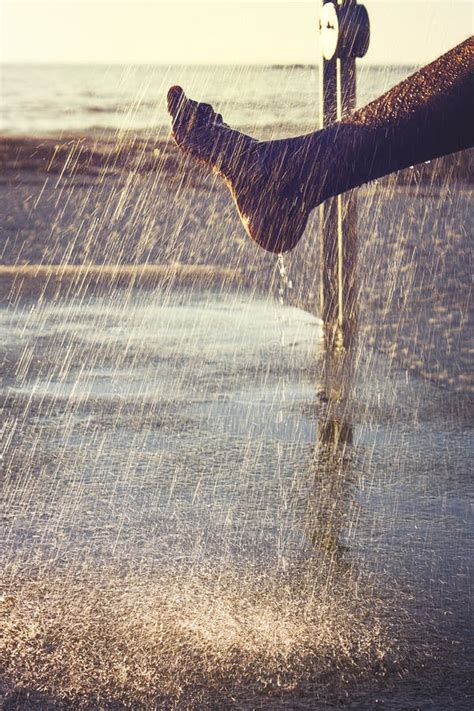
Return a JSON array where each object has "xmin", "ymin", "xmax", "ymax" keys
[{"xmin": 2, "ymin": 1, "xmax": 472, "ymax": 65}]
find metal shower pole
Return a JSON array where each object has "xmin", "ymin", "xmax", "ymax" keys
[{"xmin": 318, "ymin": 0, "xmax": 370, "ymax": 349}]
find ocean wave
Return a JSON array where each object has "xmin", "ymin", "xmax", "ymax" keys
[{"xmin": 2, "ymin": 63, "xmax": 412, "ymax": 135}]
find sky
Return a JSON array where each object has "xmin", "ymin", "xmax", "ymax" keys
[{"xmin": 2, "ymin": 1, "xmax": 472, "ymax": 65}]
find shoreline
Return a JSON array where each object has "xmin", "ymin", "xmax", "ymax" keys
[{"xmin": 1, "ymin": 133, "xmax": 472, "ymax": 185}]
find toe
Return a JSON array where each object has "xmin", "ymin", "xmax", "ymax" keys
[
  {"xmin": 167, "ymin": 85, "xmax": 185, "ymax": 116},
  {"xmin": 197, "ymin": 102, "xmax": 214, "ymax": 122}
]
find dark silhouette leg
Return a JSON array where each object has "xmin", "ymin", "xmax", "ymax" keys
[{"xmin": 167, "ymin": 38, "xmax": 473, "ymax": 253}]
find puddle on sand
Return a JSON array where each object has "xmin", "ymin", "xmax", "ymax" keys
[{"xmin": 1, "ymin": 288, "xmax": 472, "ymax": 709}]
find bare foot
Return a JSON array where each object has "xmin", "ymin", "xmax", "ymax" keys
[
  {"xmin": 168, "ymin": 43, "xmax": 474, "ymax": 251},
  {"xmin": 167, "ymin": 86, "xmax": 314, "ymax": 253}
]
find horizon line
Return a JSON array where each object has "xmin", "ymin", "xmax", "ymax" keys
[{"xmin": 2, "ymin": 59, "xmax": 419, "ymax": 68}]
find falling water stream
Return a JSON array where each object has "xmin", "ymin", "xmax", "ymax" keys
[
  {"xmin": 1, "ymin": 62, "xmax": 473, "ymax": 709},
  {"xmin": 1, "ymin": 286, "xmax": 472, "ymax": 709}
]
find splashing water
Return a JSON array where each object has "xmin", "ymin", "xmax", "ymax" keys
[
  {"xmin": 0, "ymin": 60, "xmax": 473, "ymax": 709},
  {"xmin": 1, "ymin": 288, "xmax": 472, "ymax": 708},
  {"xmin": 2, "ymin": 566, "xmax": 411, "ymax": 709}
]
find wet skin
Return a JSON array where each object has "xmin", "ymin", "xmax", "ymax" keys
[
  {"xmin": 167, "ymin": 38, "xmax": 473, "ymax": 253},
  {"xmin": 167, "ymin": 85, "xmax": 320, "ymax": 252}
]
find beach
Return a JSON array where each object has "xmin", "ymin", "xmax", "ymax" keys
[
  {"xmin": 1, "ymin": 284, "xmax": 472, "ymax": 709},
  {"xmin": 1, "ymin": 61, "xmax": 473, "ymax": 709},
  {"xmin": 1, "ymin": 132, "xmax": 472, "ymax": 393}
]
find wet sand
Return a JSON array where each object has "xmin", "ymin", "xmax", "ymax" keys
[
  {"xmin": 1, "ymin": 289, "xmax": 472, "ymax": 709},
  {"xmin": 0, "ymin": 132, "xmax": 473, "ymax": 707},
  {"xmin": 1, "ymin": 134, "xmax": 472, "ymax": 395}
]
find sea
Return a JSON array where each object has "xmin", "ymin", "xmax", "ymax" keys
[{"xmin": 1, "ymin": 62, "xmax": 416, "ymax": 137}]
